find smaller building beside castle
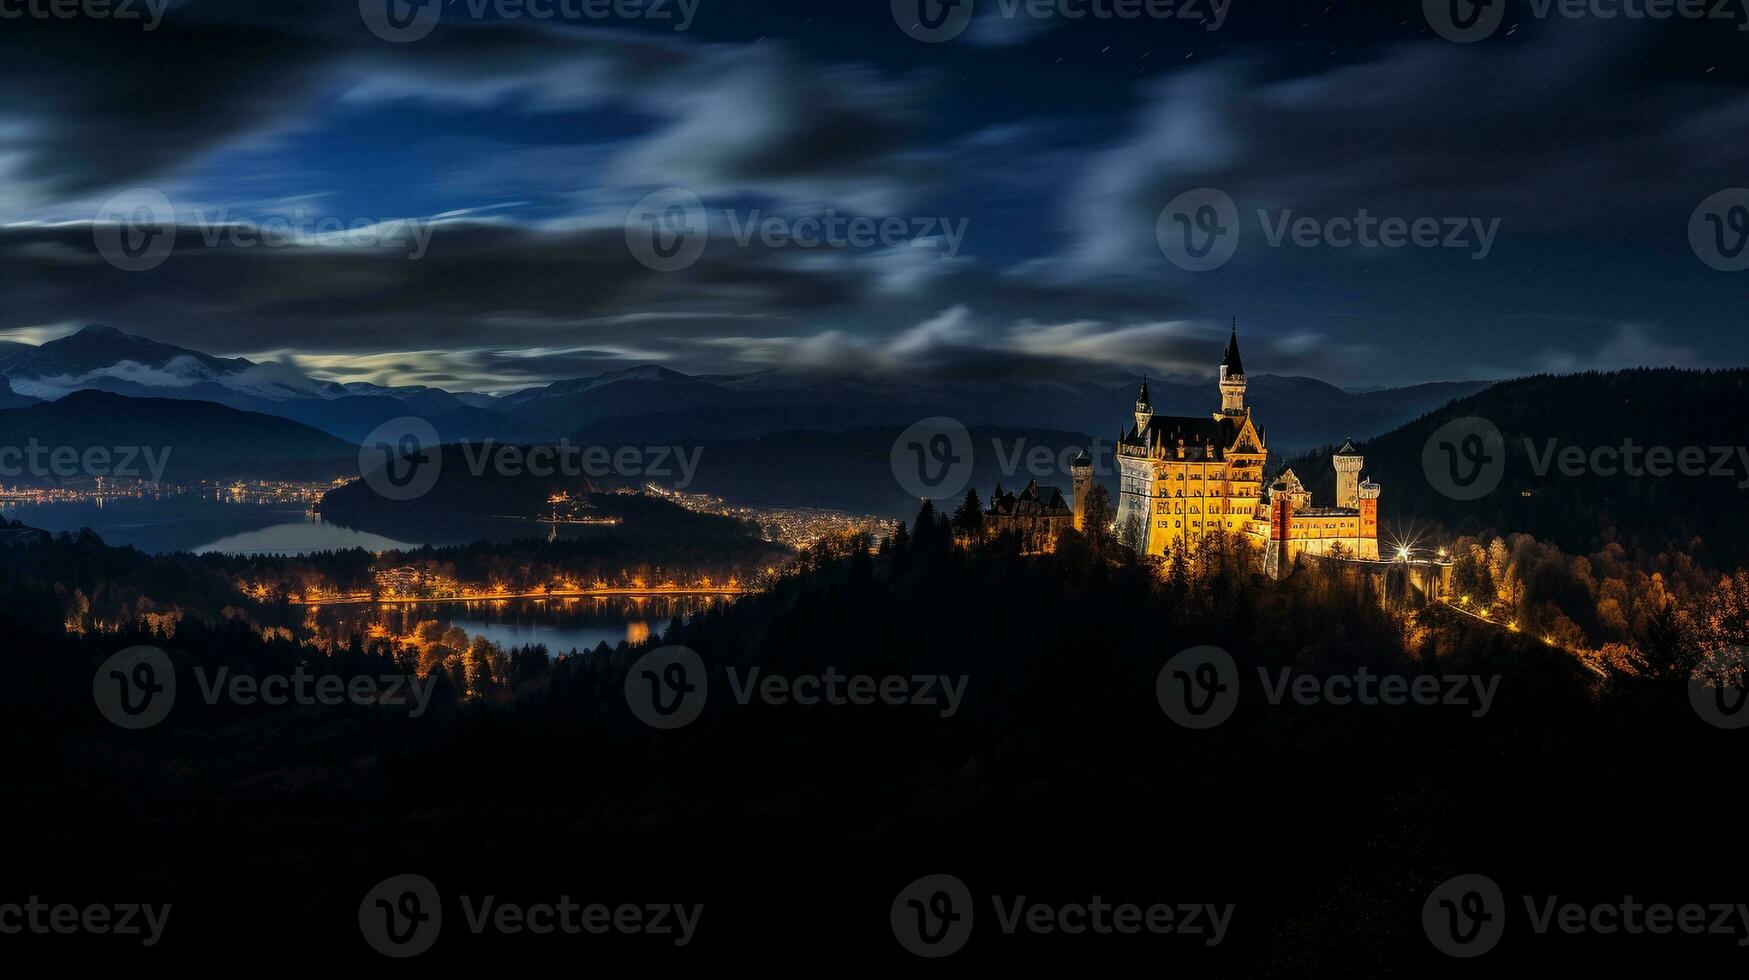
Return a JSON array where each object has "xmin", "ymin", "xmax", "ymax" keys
[
  {"xmin": 985, "ymin": 479, "xmax": 1076, "ymax": 553},
  {"xmin": 1260, "ymin": 441, "xmax": 1382, "ymax": 580}
]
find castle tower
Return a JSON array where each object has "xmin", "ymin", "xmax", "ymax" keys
[
  {"xmin": 1357, "ymin": 478, "xmax": 1381, "ymax": 560},
  {"xmin": 1134, "ymin": 377, "xmax": 1153, "ymax": 439},
  {"xmin": 1219, "ymin": 321, "xmax": 1246, "ymax": 416},
  {"xmin": 1070, "ymin": 449, "xmax": 1094, "ymax": 530},
  {"xmin": 1333, "ymin": 438, "xmax": 1363, "ymax": 509}
]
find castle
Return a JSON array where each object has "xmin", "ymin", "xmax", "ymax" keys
[
  {"xmin": 1101, "ymin": 325, "xmax": 1381, "ymax": 576},
  {"xmin": 980, "ymin": 323, "xmax": 1382, "ymax": 576}
]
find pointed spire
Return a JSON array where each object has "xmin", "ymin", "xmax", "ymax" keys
[
  {"xmin": 1137, "ymin": 374, "xmax": 1151, "ymax": 406},
  {"xmin": 1221, "ymin": 321, "xmax": 1244, "ymax": 377}
]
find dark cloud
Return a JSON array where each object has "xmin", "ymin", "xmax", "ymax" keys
[{"xmin": 1062, "ymin": 24, "xmax": 1749, "ymax": 274}]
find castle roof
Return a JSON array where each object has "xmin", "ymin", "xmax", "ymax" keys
[
  {"xmin": 986, "ymin": 479, "xmax": 1071, "ymax": 518},
  {"xmin": 1221, "ymin": 324, "xmax": 1244, "ymax": 377},
  {"xmin": 1123, "ymin": 414, "xmax": 1249, "ymax": 460},
  {"xmin": 1335, "ymin": 438, "xmax": 1359, "ymax": 456}
]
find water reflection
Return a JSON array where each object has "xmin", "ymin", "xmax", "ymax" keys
[{"xmin": 308, "ymin": 596, "xmax": 717, "ymax": 655}]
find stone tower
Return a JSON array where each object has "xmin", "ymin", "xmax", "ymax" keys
[
  {"xmin": 1070, "ymin": 449, "xmax": 1094, "ymax": 530},
  {"xmin": 1333, "ymin": 438, "xmax": 1363, "ymax": 509},
  {"xmin": 1357, "ymin": 477, "xmax": 1382, "ymax": 560},
  {"xmin": 1219, "ymin": 321, "xmax": 1246, "ymax": 416}
]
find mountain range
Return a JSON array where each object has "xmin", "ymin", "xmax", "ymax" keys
[
  {"xmin": 1286, "ymin": 369, "xmax": 1749, "ymax": 567},
  {"xmin": 0, "ymin": 325, "xmax": 1492, "ymax": 454},
  {"xmin": 0, "ymin": 390, "xmax": 355, "ymax": 485}
]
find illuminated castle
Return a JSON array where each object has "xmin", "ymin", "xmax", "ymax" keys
[{"xmin": 1110, "ymin": 324, "xmax": 1381, "ymax": 577}]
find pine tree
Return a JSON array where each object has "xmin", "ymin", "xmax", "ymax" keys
[{"xmin": 954, "ymin": 487, "xmax": 984, "ymax": 535}]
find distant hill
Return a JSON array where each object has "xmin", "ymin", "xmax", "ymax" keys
[
  {"xmin": 0, "ymin": 379, "xmax": 36, "ymax": 410},
  {"xmin": 0, "ymin": 391, "xmax": 356, "ymax": 484},
  {"xmin": 0, "ymin": 324, "xmax": 554, "ymax": 444},
  {"xmin": 1286, "ymin": 369, "xmax": 1749, "ymax": 567},
  {"xmin": 319, "ymin": 454, "xmax": 763, "ymax": 545},
  {"xmin": 320, "ymin": 442, "xmax": 600, "ymax": 518}
]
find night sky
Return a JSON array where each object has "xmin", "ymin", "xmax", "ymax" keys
[{"xmin": 0, "ymin": 0, "xmax": 1744, "ymax": 391}]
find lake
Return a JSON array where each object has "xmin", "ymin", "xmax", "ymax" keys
[
  {"xmin": 306, "ymin": 596, "xmax": 720, "ymax": 655},
  {"xmin": 1, "ymin": 494, "xmax": 726, "ymax": 653}
]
